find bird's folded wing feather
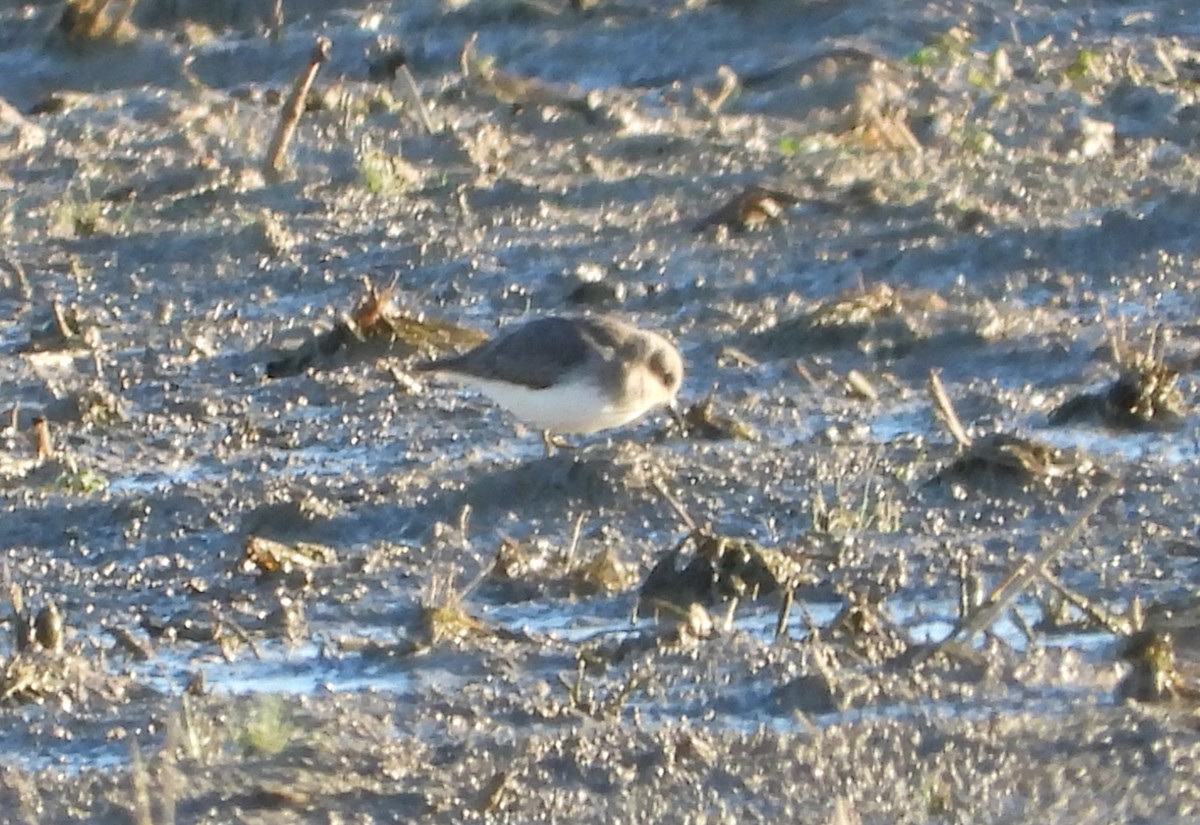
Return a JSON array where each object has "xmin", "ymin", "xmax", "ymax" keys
[{"xmin": 430, "ymin": 318, "xmax": 608, "ymax": 390}]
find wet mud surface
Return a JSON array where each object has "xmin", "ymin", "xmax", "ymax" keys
[{"xmin": 4, "ymin": 0, "xmax": 1200, "ymax": 821}]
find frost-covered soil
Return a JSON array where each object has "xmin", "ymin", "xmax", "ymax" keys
[{"xmin": 4, "ymin": 0, "xmax": 1200, "ymax": 821}]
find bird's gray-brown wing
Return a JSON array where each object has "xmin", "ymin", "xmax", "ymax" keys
[{"xmin": 416, "ymin": 317, "xmax": 613, "ymax": 390}]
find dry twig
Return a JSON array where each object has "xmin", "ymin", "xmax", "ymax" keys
[
  {"xmin": 1038, "ymin": 568, "xmax": 1132, "ymax": 635},
  {"xmin": 652, "ymin": 479, "xmax": 700, "ymax": 533},
  {"xmin": 50, "ymin": 299, "xmax": 77, "ymax": 342},
  {"xmin": 931, "ymin": 476, "xmax": 1119, "ymax": 656},
  {"xmin": 268, "ymin": 0, "xmax": 284, "ymax": 40},
  {"xmin": 31, "ymin": 417, "xmax": 52, "ymax": 461},
  {"xmin": 264, "ymin": 37, "xmax": 331, "ymax": 180},
  {"xmin": 395, "ymin": 63, "xmax": 436, "ymax": 134},
  {"xmin": 928, "ymin": 369, "xmax": 972, "ymax": 448},
  {"xmin": 845, "ymin": 369, "xmax": 878, "ymax": 402},
  {"xmin": 0, "ymin": 256, "xmax": 31, "ymax": 300},
  {"xmin": 209, "ymin": 607, "xmax": 264, "ymax": 661}
]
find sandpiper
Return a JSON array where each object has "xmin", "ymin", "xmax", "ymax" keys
[{"xmin": 415, "ymin": 315, "xmax": 684, "ymax": 437}]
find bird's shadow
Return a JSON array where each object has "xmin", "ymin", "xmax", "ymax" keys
[{"xmin": 425, "ymin": 449, "xmax": 630, "ymax": 522}]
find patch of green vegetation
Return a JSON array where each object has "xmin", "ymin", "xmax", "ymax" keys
[
  {"xmin": 906, "ymin": 46, "xmax": 941, "ymax": 68},
  {"xmin": 357, "ymin": 144, "xmax": 422, "ymax": 195},
  {"xmin": 958, "ymin": 124, "xmax": 998, "ymax": 155},
  {"xmin": 560, "ymin": 656, "xmax": 645, "ymax": 719},
  {"xmin": 906, "ymin": 27, "xmax": 974, "ymax": 69},
  {"xmin": 55, "ymin": 465, "xmax": 108, "ymax": 495},
  {"xmin": 810, "ymin": 456, "xmax": 903, "ymax": 535},
  {"xmin": 366, "ymin": 88, "xmax": 401, "ymax": 116},
  {"xmin": 230, "ymin": 695, "xmax": 295, "ymax": 757},
  {"xmin": 920, "ymin": 773, "xmax": 953, "ymax": 816},
  {"xmin": 1065, "ymin": 48, "xmax": 1099, "ymax": 81},
  {"xmin": 168, "ymin": 694, "xmax": 222, "ymax": 765},
  {"xmin": 778, "ymin": 134, "xmax": 835, "ymax": 158},
  {"xmin": 50, "ymin": 194, "xmax": 107, "ymax": 239},
  {"xmin": 963, "ymin": 47, "xmax": 1013, "ymax": 90},
  {"xmin": 965, "ymin": 65, "xmax": 990, "ymax": 89}
]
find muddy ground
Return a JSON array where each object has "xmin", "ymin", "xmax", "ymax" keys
[{"xmin": 3, "ymin": 0, "xmax": 1200, "ymax": 821}]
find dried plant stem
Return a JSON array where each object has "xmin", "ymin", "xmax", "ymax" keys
[
  {"xmin": 775, "ymin": 587, "xmax": 794, "ymax": 640},
  {"xmin": 32, "ymin": 417, "xmax": 52, "ymax": 461},
  {"xmin": 652, "ymin": 479, "xmax": 699, "ymax": 533},
  {"xmin": 50, "ymin": 299, "xmax": 75, "ymax": 341},
  {"xmin": 210, "ymin": 607, "xmax": 264, "ymax": 661},
  {"xmin": 268, "ymin": 0, "xmax": 284, "ymax": 40},
  {"xmin": 129, "ymin": 741, "xmax": 153, "ymax": 825},
  {"xmin": 108, "ymin": 625, "xmax": 154, "ymax": 660},
  {"xmin": 110, "ymin": 0, "xmax": 137, "ymax": 37},
  {"xmin": 1039, "ymin": 568, "xmax": 1131, "ymax": 635},
  {"xmin": 695, "ymin": 65, "xmax": 739, "ymax": 117},
  {"xmin": 564, "ymin": 511, "xmax": 586, "ymax": 566},
  {"xmin": 845, "ymin": 369, "xmax": 877, "ymax": 402},
  {"xmin": 1, "ymin": 256, "xmax": 31, "ymax": 300},
  {"xmin": 928, "ymin": 369, "xmax": 972, "ymax": 448},
  {"xmin": 478, "ymin": 770, "xmax": 515, "ymax": 814},
  {"xmin": 396, "ymin": 63, "xmax": 436, "ymax": 133},
  {"xmin": 62, "ymin": 0, "xmax": 135, "ymax": 40},
  {"xmin": 932, "ymin": 476, "xmax": 1119, "ymax": 655},
  {"xmin": 7, "ymin": 767, "xmax": 42, "ymax": 825},
  {"xmin": 794, "ymin": 360, "xmax": 823, "ymax": 394},
  {"xmin": 264, "ymin": 37, "xmax": 331, "ymax": 180}
]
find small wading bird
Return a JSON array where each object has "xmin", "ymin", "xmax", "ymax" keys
[{"xmin": 415, "ymin": 315, "xmax": 684, "ymax": 449}]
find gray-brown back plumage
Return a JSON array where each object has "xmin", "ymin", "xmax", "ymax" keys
[{"xmin": 416, "ymin": 315, "xmax": 680, "ymax": 393}]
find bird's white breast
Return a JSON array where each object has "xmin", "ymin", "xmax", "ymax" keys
[{"xmin": 466, "ymin": 372, "xmax": 667, "ymax": 434}]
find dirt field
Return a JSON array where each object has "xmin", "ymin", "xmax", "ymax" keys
[{"xmin": 4, "ymin": 0, "xmax": 1200, "ymax": 822}]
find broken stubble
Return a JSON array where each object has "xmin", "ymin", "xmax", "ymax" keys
[
  {"xmin": 928, "ymin": 368, "xmax": 972, "ymax": 449},
  {"xmin": 395, "ymin": 61, "xmax": 436, "ymax": 134},
  {"xmin": 32, "ymin": 416, "xmax": 52, "ymax": 461},
  {"xmin": 268, "ymin": 0, "xmax": 284, "ymax": 41},
  {"xmin": 264, "ymin": 37, "xmax": 331, "ymax": 181},
  {"xmin": 0, "ymin": 256, "xmax": 31, "ymax": 300},
  {"xmin": 931, "ymin": 475, "xmax": 1120, "ymax": 656}
]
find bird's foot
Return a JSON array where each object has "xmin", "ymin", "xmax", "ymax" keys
[{"xmin": 542, "ymin": 431, "xmax": 574, "ymax": 457}]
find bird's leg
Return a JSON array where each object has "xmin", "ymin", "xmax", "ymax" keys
[
  {"xmin": 666, "ymin": 400, "xmax": 687, "ymax": 435},
  {"xmin": 542, "ymin": 430, "xmax": 573, "ymax": 457}
]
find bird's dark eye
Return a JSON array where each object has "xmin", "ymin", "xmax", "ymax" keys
[{"xmin": 649, "ymin": 350, "xmax": 680, "ymax": 390}]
